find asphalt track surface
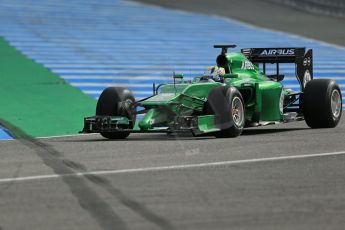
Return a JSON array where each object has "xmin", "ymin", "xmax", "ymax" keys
[
  {"xmin": 1, "ymin": 117, "xmax": 345, "ymax": 230},
  {"xmin": 134, "ymin": 0, "xmax": 345, "ymax": 47}
]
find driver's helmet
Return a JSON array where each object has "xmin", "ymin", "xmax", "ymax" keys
[{"xmin": 203, "ymin": 66, "xmax": 225, "ymax": 81}]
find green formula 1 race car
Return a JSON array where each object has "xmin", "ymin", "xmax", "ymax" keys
[{"xmin": 80, "ymin": 45, "xmax": 343, "ymax": 139}]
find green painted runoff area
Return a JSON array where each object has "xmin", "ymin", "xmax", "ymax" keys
[{"xmin": 0, "ymin": 37, "xmax": 96, "ymax": 137}]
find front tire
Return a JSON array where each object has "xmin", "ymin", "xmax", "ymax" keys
[
  {"xmin": 96, "ymin": 87, "xmax": 136, "ymax": 139},
  {"xmin": 303, "ymin": 79, "xmax": 342, "ymax": 128},
  {"xmin": 205, "ymin": 86, "xmax": 245, "ymax": 138}
]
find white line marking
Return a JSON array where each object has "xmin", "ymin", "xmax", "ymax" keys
[{"xmin": 1, "ymin": 151, "xmax": 345, "ymax": 184}]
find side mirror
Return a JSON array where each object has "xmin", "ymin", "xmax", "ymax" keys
[{"xmin": 173, "ymin": 73, "xmax": 184, "ymax": 80}]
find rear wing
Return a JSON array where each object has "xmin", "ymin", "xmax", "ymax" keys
[{"xmin": 241, "ymin": 47, "xmax": 313, "ymax": 90}]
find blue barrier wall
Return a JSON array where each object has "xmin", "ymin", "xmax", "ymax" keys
[{"xmin": 0, "ymin": 127, "xmax": 13, "ymax": 140}]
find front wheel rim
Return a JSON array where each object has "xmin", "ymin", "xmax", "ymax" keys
[
  {"xmin": 232, "ymin": 96, "xmax": 244, "ymax": 127},
  {"xmin": 331, "ymin": 89, "xmax": 342, "ymax": 119}
]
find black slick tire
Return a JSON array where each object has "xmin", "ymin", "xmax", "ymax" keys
[
  {"xmin": 205, "ymin": 86, "xmax": 245, "ymax": 138},
  {"xmin": 303, "ymin": 79, "xmax": 342, "ymax": 128},
  {"xmin": 96, "ymin": 87, "xmax": 136, "ymax": 139}
]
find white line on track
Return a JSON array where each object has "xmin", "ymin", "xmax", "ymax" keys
[{"xmin": 1, "ymin": 150, "xmax": 345, "ymax": 184}]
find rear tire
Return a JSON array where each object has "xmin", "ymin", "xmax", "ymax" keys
[
  {"xmin": 96, "ymin": 87, "xmax": 136, "ymax": 139},
  {"xmin": 205, "ymin": 86, "xmax": 245, "ymax": 138},
  {"xmin": 303, "ymin": 79, "xmax": 342, "ymax": 128}
]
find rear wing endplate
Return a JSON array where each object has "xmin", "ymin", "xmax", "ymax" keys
[{"xmin": 241, "ymin": 47, "xmax": 313, "ymax": 90}]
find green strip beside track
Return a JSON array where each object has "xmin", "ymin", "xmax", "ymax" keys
[{"xmin": 0, "ymin": 37, "xmax": 96, "ymax": 137}]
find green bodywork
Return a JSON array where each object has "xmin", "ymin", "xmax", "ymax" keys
[{"xmin": 137, "ymin": 51, "xmax": 284, "ymax": 132}]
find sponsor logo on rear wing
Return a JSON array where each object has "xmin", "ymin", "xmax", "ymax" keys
[
  {"xmin": 241, "ymin": 47, "xmax": 313, "ymax": 91},
  {"xmin": 259, "ymin": 48, "xmax": 295, "ymax": 56},
  {"xmin": 241, "ymin": 47, "xmax": 301, "ymax": 59}
]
